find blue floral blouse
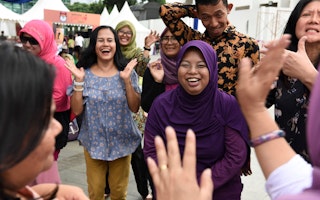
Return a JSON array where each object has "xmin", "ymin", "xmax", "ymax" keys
[{"xmin": 77, "ymin": 69, "xmax": 142, "ymax": 161}]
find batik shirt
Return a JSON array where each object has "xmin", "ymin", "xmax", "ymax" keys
[
  {"xmin": 78, "ymin": 69, "xmax": 142, "ymax": 161},
  {"xmin": 160, "ymin": 3, "xmax": 260, "ymax": 96}
]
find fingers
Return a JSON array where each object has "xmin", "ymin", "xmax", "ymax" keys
[
  {"xmin": 182, "ymin": 129, "xmax": 196, "ymax": 173},
  {"xmin": 165, "ymin": 126, "xmax": 181, "ymax": 170},
  {"xmin": 125, "ymin": 58, "xmax": 137, "ymax": 72},
  {"xmin": 297, "ymin": 35, "xmax": 307, "ymax": 54},
  {"xmin": 238, "ymin": 57, "xmax": 252, "ymax": 87},
  {"xmin": 147, "ymin": 157, "xmax": 161, "ymax": 187},
  {"xmin": 154, "ymin": 135, "xmax": 168, "ymax": 171},
  {"xmin": 150, "ymin": 61, "xmax": 162, "ymax": 70},
  {"xmin": 199, "ymin": 169, "xmax": 214, "ymax": 199}
]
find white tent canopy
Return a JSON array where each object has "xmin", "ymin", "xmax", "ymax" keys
[
  {"xmin": 21, "ymin": 0, "xmax": 69, "ymax": 21},
  {"xmin": 110, "ymin": 1, "xmax": 150, "ymax": 49},
  {"xmin": 0, "ymin": 4, "xmax": 26, "ymax": 37},
  {"xmin": 108, "ymin": 4, "xmax": 119, "ymax": 24},
  {"xmin": 100, "ymin": 7, "xmax": 109, "ymax": 25}
]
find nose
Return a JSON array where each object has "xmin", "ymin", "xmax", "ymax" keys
[
  {"xmin": 310, "ymin": 12, "xmax": 320, "ymax": 24},
  {"xmin": 188, "ymin": 65, "xmax": 198, "ymax": 74},
  {"xmin": 209, "ymin": 18, "xmax": 219, "ymax": 28},
  {"xmin": 23, "ymin": 40, "xmax": 32, "ymax": 47}
]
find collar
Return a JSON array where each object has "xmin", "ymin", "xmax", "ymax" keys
[{"xmin": 203, "ymin": 25, "xmax": 236, "ymax": 45}]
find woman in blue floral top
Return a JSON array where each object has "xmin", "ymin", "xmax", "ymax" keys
[{"xmin": 65, "ymin": 25, "xmax": 142, "ymax": 200}]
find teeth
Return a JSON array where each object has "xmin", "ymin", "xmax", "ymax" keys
[
  {"xmin": 307, "ymin": 29, "xmax": 319, "ymax": 33},
  {"xmin": 187, "ymin": 78, "xmax": 199, "ymax": 82}
]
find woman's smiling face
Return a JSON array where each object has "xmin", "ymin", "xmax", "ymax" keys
[{"xmin": 178, "ymin": 48, "xmax": 210, "ymax": 96}]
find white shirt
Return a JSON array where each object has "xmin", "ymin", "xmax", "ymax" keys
[
  {"xmin": 266, "ymin": 154, "xmax": 313, "ymax": 200},
  {"xmin": 75, "ymin": 35, "xmax": 84, "ymax": 47}
]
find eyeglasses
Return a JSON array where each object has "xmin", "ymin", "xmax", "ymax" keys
[
  {"xmin": 20, "ymin": 35, "xmax": 39, "ymax": 45},
  {"xmin": 160, "ymin": 36, "xmax": 178, "ymax": 44},
  {"xmin": 118, "ymin": 30, "xmax": 133, "ymax": 37}
]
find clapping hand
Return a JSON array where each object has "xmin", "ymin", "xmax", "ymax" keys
[
  {"xmin": 64, "ymin": 59, "xmax": 85, "ymax": 81},
  {"xmin": 149, "ymin": 60, "xmax": 164, "ymax": 83},
  {"xmin": 120, "ymin": 58, "xmax": 137, "ymax": 84}
]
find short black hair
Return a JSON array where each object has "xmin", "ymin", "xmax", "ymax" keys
[{"xmin": 195, "ymin": 0, "xmax": 228, "ymax": 9}]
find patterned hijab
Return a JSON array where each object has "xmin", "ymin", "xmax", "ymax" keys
[
  {"xmin": 115, "ymin": 20, "xmax": 141, "ymax": 59},
  {"xmin": 160, "ymin": 28, "xmax": 180, "ymax": 85}
]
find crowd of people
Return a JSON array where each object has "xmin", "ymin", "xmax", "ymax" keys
[{"xmin": 0, "ymin": 0, "xmax": 319, "ymax": 200}]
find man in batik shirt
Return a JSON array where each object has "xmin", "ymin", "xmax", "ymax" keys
[{"xmin": 160, "ymin": 0, "xmax": 260, "ymax": 96}]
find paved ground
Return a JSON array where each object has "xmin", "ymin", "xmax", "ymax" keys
[
  {"xmin": 58, "ymin": 140, "xmax": 271, "ymax": 200},
  {"xmin": 58, "ymin": 54, "xmax": 272, "ymax": 199}
]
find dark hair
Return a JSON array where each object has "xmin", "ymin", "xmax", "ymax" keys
[
  {"xmin": 77, "ymin": 26, "xmax": 128, "ymax": 70},
  {"xmin": 195, "ymin": 0, "xmax": 228, "ymax": 8},
  {"xmin": 281, "ymin": 0, "xmax": 316, "ymax": 87},
  {"xmin": 0, "ymin": 42, "xmax": 55, "ymax": 196},
  {"xmin": 283, "ymin": 0, "xmax": 314, "ymax": 52}
]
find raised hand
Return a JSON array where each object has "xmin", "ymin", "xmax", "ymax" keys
[
  {"xmin": 145, "ymin": 30, "xmax": 160, "ymax": 48},
  {"xmin": 120, "ymin": 58, "xmax": 137, "ymax": 83},
  {"xmin": 149, "ymin": 60, "xmax": 164, "ymax": 83},
  {"xmin": 237, "ymin": 34, "xmax": 291, "ymax": 112},
  {"xmin": 64, "ymin": 59, "xmax": 85, "ymax": 81},
  {"xmin": 282, "ymin": 36, "xmax": 318, "ymax": 89},
  {"xmin": 147, "ymin": 126, "xmax": 213, "ymax": 200}
]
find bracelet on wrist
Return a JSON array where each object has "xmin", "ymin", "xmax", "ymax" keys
[
  {"xmin": 73, "ymin": 80, "xmax": 84, "ymax": 86},
  {"xmin": 250, "ymin": 130, "xmax": 285, "ymax": 147},
  {"xmin": 73, "ymin": 86, "xmax": 84, "ymax": 92},
  {"xmin": 144, "ymin": 46, "xmax": 151, "ymax": 51}
]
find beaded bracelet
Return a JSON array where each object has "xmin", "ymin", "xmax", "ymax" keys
[
  {"xmin": 73, "ymin": 80, "xmax": 84, "ymax": 86},
  {"xmin": 73, "ymin": 86, "xmax": 84, "ymax": 92},
  {"xmin": 250, "ymin": 130, "xmax": 285, "ymax": 147}
]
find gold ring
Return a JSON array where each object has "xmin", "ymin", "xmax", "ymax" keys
[{"xmin": 159, "ymin": 164, "xmax": 167, "ymax": 171}]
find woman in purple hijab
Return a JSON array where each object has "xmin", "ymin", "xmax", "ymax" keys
[
  {"xmin": 141, "ymin": 28, "xmax": 181, "ymax": 113},
  {"xmin": 144, "ymin": 40, "xmax": 250, "ymax": 200}
]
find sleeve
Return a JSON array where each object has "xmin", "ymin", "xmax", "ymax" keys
[
  {"xmin": 135, "ymin": 49, "xmax": 150, "ymax": 77},
  {"xmin": 143, "ymin": 105, "xmax": 164, "ymax": 164},
  {"xmin": 159, "ymin": 3, "xmax": 202, "ymax": 46},
  {"xmin": 52, "ymin": 60, "xmax": 72, "ymax": 112},
  {"xmin": 131, "ymin": 70, "xmax": 142, "ymax": 94},
  {"xmin": 211, "ymin": 126, "xmax": 247, "ymax": 189},
  {"xmin": 141, "ymin": 68, "xmax": 165, "ymax": 112},
  {"xmin": 244, "ymin": 37, "xmax": 260, "ymax": 65},
  {"xmin": 266, "ymin": 155, "xmax": 313, "ymax": 200}
]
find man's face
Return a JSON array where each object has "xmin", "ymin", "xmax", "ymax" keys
[{"xmin": 197, "ymin": 1, "xmax": 233, "ymax": 39}]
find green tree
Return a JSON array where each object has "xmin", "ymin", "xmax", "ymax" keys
[
  {"xmin": 67, "ymin": 2, "xmax": 100, "ymax": 13},
  {"xmin": 149, "ymin": 0, "xmax": 166, "ymax": 4}
]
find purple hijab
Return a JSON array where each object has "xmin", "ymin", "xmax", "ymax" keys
[
  {"xmin": 145, "ymin": 40, "xmax": 249, "ymax": 179},
  {"xmin": 160, "ymin": 28, "xmax": 179, "ymax": 85},
  {"xmin": 279, "ymin": 67, "xmax": 320, "ymax": 199}
]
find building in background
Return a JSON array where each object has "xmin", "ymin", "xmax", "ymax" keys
[{"xmin": 0, "ymin": 0, "xmax": 71, "ymax": 13}]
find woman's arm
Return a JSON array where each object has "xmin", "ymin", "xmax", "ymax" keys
[
  {"xmin": 120, "ymin": 59, "xmax": 140, "ymax": 113},
  {"xmin": 141, "ymin": 66, "xmax": 165, "ymax": 112},
  {"xmin": 237, "ymin": 34, "xmax": 297, "ymax": 179},
  {"xmin": 32, "ymin": 184, "xmax": 89, "ymax": 200},
  {"xmin": 64, "ymin": 59, "xmax": 85, "ymax": 116},
  {"xmin": 211, "ymin": 127, "xmax": 247, "ymax": 189}
]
